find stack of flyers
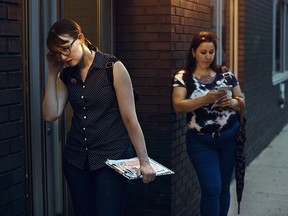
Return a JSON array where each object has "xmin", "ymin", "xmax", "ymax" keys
[{"xmin": 105, "ymin": 157, "xmax": 175, "ymax": 180}]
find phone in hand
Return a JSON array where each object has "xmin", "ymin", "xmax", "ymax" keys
[{"xmin": 211, "ymin": 87, "xmax": 232, "ymax": 109}]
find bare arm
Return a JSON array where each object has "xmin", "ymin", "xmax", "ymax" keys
[
  {"xmin": 113, "ymin": 61, "xmax": 156, "ymax": 183},
  {"xmin": 172, "ymin": 86, "xmax": 227, "ymax": 114},
  {"xmin": 42, "ymin": 52, "xmax": 68, "ymax": 122}
]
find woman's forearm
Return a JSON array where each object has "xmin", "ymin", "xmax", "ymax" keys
[
  {"xmin": 43, "ymin": 74, "xmax": 67, "ymax": 122},
  {"xmin": 173, "ymin": 97, "xmax": 209, "ymax": 114},
  {"xmin": 122, "ymin": 117, "xmax": 150, "ymax": 165}
]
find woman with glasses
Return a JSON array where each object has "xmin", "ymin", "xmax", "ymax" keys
[
  {"xmin": 43, "ymin": 19, "xmax": 156, "ymax": 216},
  {"xmin": 172, "ymin": 31, "xmax": 245, "ymax": 216}
]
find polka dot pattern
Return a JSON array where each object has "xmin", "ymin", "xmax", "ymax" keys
[{"xmin": 60, "ymin": 51, "xmax": 130, "ymax": 170}]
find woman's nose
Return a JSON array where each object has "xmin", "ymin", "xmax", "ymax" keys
[{"xmin": 205, "ymin": 53, "xmax": 212, "ymax": 59}]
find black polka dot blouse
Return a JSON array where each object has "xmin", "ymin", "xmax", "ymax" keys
[{"xmin": 60, "ymin": 51, "xmax": 131, "ymax": 170}]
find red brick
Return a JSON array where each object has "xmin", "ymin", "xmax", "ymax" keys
[
  {"xmin": 145, "ymin": 6, "xmax": 171, "ymax": 15},
  {"xmin": 136, "ymin": 104, "xmax": 158, "ymax": 113},
  {"xmin": 7, "ymin": 5, "xmax": 21, "ymax": 20},
  {"xmin": 0, "ymin": 4, "xmax": 7, "ymax": 19},
  {"xmin": 11, "ymin": 167, "xmax": 24, "ymax": 184},
  {"xmin": 0, "ymin": 20, "xmax": 21, "ymax": 36},
  {"xmin": 171, "ymin": 0, "xmax": 180, "ymax": 7},
  {"xmin": 0, "ymin": 89, "xmax": 23, "ymax": 106},
  {"xmin": 194, "ymin": 3, "xmax": 210, "ymax": 13},
  {"xmin": 115, "ymin": 33, "xmax": 133, "ymax": 42},
  {"xmin": 10, "ymin": 136, "xmax": 23, "ymax": 153},
  {"xmin": 8, "ymin": 38, "xmax": 21, "ymax": 53},
  {"xmin": 117, "ymin": 42, "xmax": 146, "ymax": 51},
  {"xmin": 0, "ymin": 122, "xmax": 23, "ymax": 144},
  {"xmin": 0, "ymin": 37, "xmax": 7, "ymax": 53},
  {"xmin": 0, "ymin": 72, "xmax": 8, "ymax": 88},
  {"xmin": 0, "ymin": 107, "xmax": 9, "ymax": 123},
  {"xmin": 131, "ymin": 51, "xmax": 158, "ymax": 60},
  {"xmin": 0, "ymin": 0, "xmax": 21, "ymax": 4},
  {"xmin": 118, "ymin": 24, "xmax": 145, "ymax": 33},
  {"xmin": 116, "ymin": 7, "xmax": 145, "ymax": 16},
  {"xmin": 133, "ymin": 16, "xmax": 159, "ymax": 24},
  {"xmin": 133, "ymin": 0, "xmax": 158, "ymax": 6},
  {"xmin": 8, "ymin": 71, "xmax": 22, "ymax": 87},
  {"xmin": 115, "ymin": 1, "xmax": 213, "ymax": 216},
  {"xmin": 146, "ymin": 24, "xmax": 171, "ymax": 33},
  {"xmin": 0, "ymin": 56, "xmax": 21, "ymax": 71},
  {"xmin": 116, "ymin": 16, "xmax": 134, "ymax": 25},
  {"xmin": 132, "ymin": 33, "xmax": 158, "ymax": 41},
  {"xmin": 175, "ymin": 7, "xmax": 184, "ymax": 16},
  {"xmin": 114, "ymin": 0, "xmax": 133, "ymax": 7}
]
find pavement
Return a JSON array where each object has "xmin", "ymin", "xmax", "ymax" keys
[{"xmin": 228, "ymin": 124, "xmax": 288, "ymax": 216}]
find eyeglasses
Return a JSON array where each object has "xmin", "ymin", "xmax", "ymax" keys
[{"xmin": 52, "ymin": 38, "xmax": 77, "ymax": 59}]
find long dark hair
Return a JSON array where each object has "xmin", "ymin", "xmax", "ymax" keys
[
  {"xmin": 46, "ymin": 18, "xmax": 96, "ymax": 52},
  {"xmin": 184, "ymin": 31, "xmax": 219, "ymax": 78}
]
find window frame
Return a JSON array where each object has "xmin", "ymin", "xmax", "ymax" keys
[
  {"xmin": 210, "ymin": 0, "xmax": 238, "ymax": 78},
  {"xmin": 272, "ymin": 0, "xmax": 288, "ymax": 85}
]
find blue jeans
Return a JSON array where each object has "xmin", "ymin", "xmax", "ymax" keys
[
  {"xmin": 63, "ymin": 145, "xmax": 136, "ymax": 216},
  {"xmin": 186, "ymin": 122, "xmax": 239, "ymax": 216}
]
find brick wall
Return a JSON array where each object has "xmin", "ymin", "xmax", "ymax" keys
[
  {"xmin": 0, "ymin": 0, "xmax": 26, "ymax": 215},
  {"xmin": 115, "ymin": 1, "xmax": 172, "ymax": 215},
  {"xmin": 115, "ymin": 1, "xmax": 212, "ymax": 215},
  {"xmin": 242, "ymin": 0, "xmax": 288, "ymax": 164},
  {"xmin": 170, "ymin": 1, "xmax": 212, "ymax": 215}
]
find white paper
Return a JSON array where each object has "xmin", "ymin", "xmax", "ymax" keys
[{"xmin": 105, "ymin": 157, "xmax": 175, "ymax": 180}]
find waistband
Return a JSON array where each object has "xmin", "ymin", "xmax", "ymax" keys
[
  {"xmin": 196, "ymin": 131, "xmax": 221, "ymax": 138},
  {"xmin": 188, "ymin": 121, "xmax": 240, "ymax": 139}
]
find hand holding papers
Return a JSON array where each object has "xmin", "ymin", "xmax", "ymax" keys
[{"xmin": 105, "ymin": 157, "xmax": 175, "ymax": 180}]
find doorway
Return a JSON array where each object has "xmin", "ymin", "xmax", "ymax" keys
[
  {"xmin": 58, "ymin": 0, "xmax": 115, "ymax": 215},
  {"xmin": 25, "ymin": 0, "xmax": 115, "ymax": 215}
]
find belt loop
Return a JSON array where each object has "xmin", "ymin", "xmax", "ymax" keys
[{"xmin": 212, "ymin": 132, "xmax": 220, "ymax": 138}]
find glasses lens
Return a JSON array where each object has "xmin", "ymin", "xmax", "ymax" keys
[
  {"xmin": 61, "ymin": 48, "xmax": 70, "ymax": 55},
  {"xmin": 52, "ymin": 38, "xmax": 76, "ymax": 58}
]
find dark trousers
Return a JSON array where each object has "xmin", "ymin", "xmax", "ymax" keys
[
  {"xmin": 63, "ymin": 159, "xmax": 129, "ymax": 216},
  {"xmin": 63, "ymin": 145, "xmax": 136, "ymax": 216},
  {"xmin": 186, "ymin": 122, "xmax": 239, "ymax": 216}
]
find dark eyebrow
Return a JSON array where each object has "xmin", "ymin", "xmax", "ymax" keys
[{"xmin": 199, "ymin": 49, "xmax": 215, "ymax": 52}]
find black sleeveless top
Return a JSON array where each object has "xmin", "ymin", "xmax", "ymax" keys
[{"xmin": 60, "ymin": 51, "xmax": 131, "ymax": 170}]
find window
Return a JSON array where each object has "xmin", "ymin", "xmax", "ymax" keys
[
  {"xmin": 210, "ymin": 0, "xmax": 238, "ymax": 77},
  {"xmin": 273, "ymin": 0, "xmax": 288, "ymax": 85},
  {"xmin": 210, "ymin": 0, "xmax": 224, "ymax": 65},
  {"xmin": 63, "ymin": 0, "xmax": 114, "ymax": 53}
]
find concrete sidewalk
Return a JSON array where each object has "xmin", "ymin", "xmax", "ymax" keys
[{"xmin": 228, "ymin": 124, "xmax": 288, "ymax": 216}]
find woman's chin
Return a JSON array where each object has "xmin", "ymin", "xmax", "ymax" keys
[{"xmin": 65, "ymin": 60, "xmax": 75, "ymax": 67}]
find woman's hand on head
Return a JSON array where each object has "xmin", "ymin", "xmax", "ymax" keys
[{"xmin": 46, "ymin": 51, "xmax": 64, "ymax": 74}]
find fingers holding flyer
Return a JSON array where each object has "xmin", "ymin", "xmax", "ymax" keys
[{"xmin": 105, "ymin": 157, "xmax": 175, "ymax": 180}]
